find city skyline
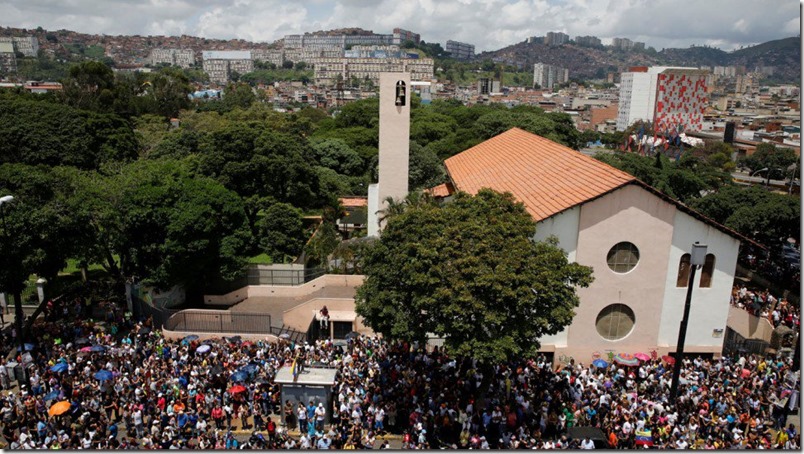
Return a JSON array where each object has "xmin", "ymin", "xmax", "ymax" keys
[{"xmin": 1, "ymin": 0, "xmax": 799, "ymax": 53}]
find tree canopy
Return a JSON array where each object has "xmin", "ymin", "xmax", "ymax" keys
[{"xmin": 355, "ymin": 189, "xmax": 593, "ymax": 363}]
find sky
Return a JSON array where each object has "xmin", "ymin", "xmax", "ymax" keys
[{"xmin": 2, "ymin": 0, "xmax": 800, "ymax": 53}]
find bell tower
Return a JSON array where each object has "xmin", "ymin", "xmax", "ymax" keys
[{"xmin": 367, "ymin": 72, "xmax": 411, "ymax": 236}]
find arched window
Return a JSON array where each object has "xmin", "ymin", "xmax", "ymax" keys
[
  {"xmin": 676, "ymin": 253, "xmax": 691, "ymax": 287},
  {"xmin": 699, "ymin": 253, "xmax": 716, "ymax": 288}
]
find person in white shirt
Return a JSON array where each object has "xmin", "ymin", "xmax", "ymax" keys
[{"xmin": 580, "ymin": 437, "xmax": 596, "ymax": 449}]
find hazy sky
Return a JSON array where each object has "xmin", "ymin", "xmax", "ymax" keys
[{"xmin": 2, "ymin": 0, "xmax": 800, "ymax": 52}]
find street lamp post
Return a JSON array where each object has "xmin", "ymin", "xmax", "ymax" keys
[
  {"xmin": 751, "ymin": 167, "xmax": 771, "ymax": 187},
  {"xmin": 0, "ymin": 195, "xmax": 23, "ymax": 352},
  {"xmin": 669, "ymin": 242, "xmax": 708, "ymax": 402}
]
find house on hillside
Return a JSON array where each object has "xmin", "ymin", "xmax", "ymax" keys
[{"xmin": 431, "ymin": 128, "xmax": 748, "ymax": 362}]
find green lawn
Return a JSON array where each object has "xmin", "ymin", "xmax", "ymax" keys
[
  {"xmin": 248, "ymin": 253, "xmax": 273, "ymax": 264},
  {"xmin": 60, "ymin": 258, "xmax": 110, "ymax": 275}
]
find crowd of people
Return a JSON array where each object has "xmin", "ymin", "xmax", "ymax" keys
[
  {"xmin": 731, "ymin": 284, "xmax": 801, "ymax": 330},
  {"xmin": 0, "ymin": 295, "xmax": 799, "ymax": 450}
]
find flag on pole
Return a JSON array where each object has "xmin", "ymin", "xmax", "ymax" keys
[{"xmin": 291, "ymin": 354, "xmax": 299, "ymax": 381}]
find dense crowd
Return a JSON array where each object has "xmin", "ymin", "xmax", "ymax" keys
[
  {"xmin": 731, "ymin": 284, "xmax": 800, "ymax": 330},
  {"xmin": 0, "ymin": 296, "xmax": 799, "ymax": 450}
]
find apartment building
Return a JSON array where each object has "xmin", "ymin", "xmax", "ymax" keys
[
  {"xmin": 149, "ymin": 48, "xmax": 196, "ymax": 68},
  {"xmin": 574, "ymin": 35, "xmax": 602, "ymax": 47},
  {"xmin": 311, "ymin": 57, "xmax": 433, "ymax": 86},
  {"xmin": 0, "ymin": 36, "xmax": 39, "ymax": 57},
  {"xmin": 344, "ymin": 45, "xmax": 407, "ymax": 59},
  {"xmin": 544, "ymin": 32, "xmax": 569, "ymax": 46},
  {"xmin": 202, "ymin": 50, "xmax": 253, "ymax": 84},
  {"xmin": 283, "ymin": 34, "xmax": 393, "ymax": 50},
  {"xmin": 251, "ymin": 49, "xmax": 285, "ymax": 67},
  {"xmin": 616, "ymin": 66, "xmax": 708, "ymax": 132},
  {"xmin": 533, "ymin": 63, "xmax": 569, "ymax": 90},
  {"xmin": 393, "ymin": 28, "xmax": 421, "ymax": 45},
  {"xmin": 611, "ymin": 37, "xmax": 645, "ymax": 51},
  {"xmin": 0, "ymin": 42, "xmax": 16, "ymax": 73},
  {"xmin": 712, "ymin": 66, "xmax": 737, "ymax": 77},
  {"xmin": 445, "ymin": 40, "xmax": 475, "ymax": 60}
]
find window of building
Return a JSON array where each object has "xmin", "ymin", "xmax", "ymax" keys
[
  {"xmin": 606, "ymin": 242, "xmax": 640, "ymax": 273},
  {"xmin": 699, "ymin": 253, "xmax": 716, "ymax": 288},
  {"xmin": 676, "ymin": 253, "xmax": 691, "ymax": 287},
  {"xmin": 596, "ymin": 304, "xmax": 636, "ymax": 341}
]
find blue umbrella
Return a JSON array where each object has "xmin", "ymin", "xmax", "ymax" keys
[
  {"xmin": 592, "ymin": 359, "xmax": 609, "ymax": 369},
  {"xmin": 241, "ymin": 363, "xmax": 259, "ymax": 374},
  {"xmin": 196, "ymin": 344, "xmax": 211, "ymax": 354},
  {"xmin": 230, "ymin": 371, "xmax": 248, "ymax": 382},
  {"xmin": 43, "ymin": 390, "xmax": 61, "ymax": 401},
  {"xmin": 94, "ymin": 370, "xmax": 113, "ymax": 381},
  {"xmin": 50, "ymin": 363, "xmax": 69, "ymax": 373},
  {"xmin": 182, "ymin": 335, "xmax": 199, "ymax": 342},
  {"xmin": 90, "ymin": 345, "xmax": 105, "ymax": 353},
  {"xmin": 24, "ymin": 343, "xmax": 35, "ymax": 351}
]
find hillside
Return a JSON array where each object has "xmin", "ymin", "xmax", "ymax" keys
[
  {"xmin": 0, "ymin": 25, "xmax": 798, "ymax": 84},
  {"xmin": 478, "ymin": 36, "xmax": 800, "ymax": 83}
]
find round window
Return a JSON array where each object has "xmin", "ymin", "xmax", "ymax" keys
[
  {"xmin": 596, "ymin": 304, "xmax": 636, "ymax": 341},
  {"xmin": 607, "ymin": 241, "xmax": 640, "ymax": 273}
]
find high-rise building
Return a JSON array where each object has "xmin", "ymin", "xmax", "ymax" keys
[
  {"xmin": 616, "ymin": 66, "xmax": 708, "ymax": 132},
  {"xmin": 533, "ymin": 63, "xmax": 569, "ymax": 90},
  {"xmin": 574, "ymin": 35, "xmax": 602, "ymax": 47},
  {"xmin": 445, "ymin": 40, "xmax": 475, "ymax": 60},
  {"xmin": 611, "ymin": 37, "xmax": 643, "ymax": 51},
  {"xmin": 149, "ymin": 48, "xmax": 196, "ymax": 68},
  {"xmin": 311, "ymin": 56, "xmax": 433, "ymax": 86},
  {"xmin": 544, "ymin": 32, "xmax": 570, "ymax": 46},
  {"xmin": 392, "ymin": 28, "xmax": 421, "ymax": 45},
  {"xmin": 202, "ymin": 50, "xmax": 253, "ymax": 84}
]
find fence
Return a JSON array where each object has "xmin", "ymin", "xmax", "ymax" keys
[
  {"xmin": 722, "ymin": 326, "xmax": 770, "ymax": 357},
  {"xmin": 245, "ymin": 267, "xmax": 326, "ymax": 286},
  {"xmin": 164, "ymin": 311, "xmax": 307, "ymax": 344},
  {"xmin": 205, "ymin": 267, "xmax": 327, "ymax": 296}
]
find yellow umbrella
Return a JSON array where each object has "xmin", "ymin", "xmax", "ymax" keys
[{"xmin": 48, "ymin": 400, "xmax": 71, "ymax": 417}]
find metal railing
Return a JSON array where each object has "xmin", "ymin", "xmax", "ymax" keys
[
  {"xmin": 164, "ymin": 311, "xmax": 307, "ymax": 343},
  {"xmin": 245, "ymin": 267, "xmax": 326, "ymax": 286}
]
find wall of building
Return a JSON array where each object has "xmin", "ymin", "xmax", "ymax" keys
[
  {"xmin": 376, "ymin": 72, "xmax": 411, "ymax": 227},
  {"xmin": 654, "ymin": 71, "xmax": 708, "ymax": 132},
  {"xmin": 203, "ymin": 274, "xmax": 364, "ymax": 305},
  {"xmin": 281, "ymin": 297, "xmax": 371, "ymax": 334},
  {"xmin": 656, "ymin": 209, "xmax": 740, "ymax": 354},
  {"xmin": 562, "ymin": 184, "xmax": 676, "ymax": 360},
  {"xmin": 533, "ymin": 206, "xmax": 580, "ymax": 349}
]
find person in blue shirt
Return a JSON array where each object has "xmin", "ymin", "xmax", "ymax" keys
[
  {"xmin": 177, "ymin": 410, "xmax": 189, "ymax": 431},
  {"xmin": 108, "ymin": 422, "xmax": 118, "ymax": 439},
  {"xmin": 307, "ymin": 401, "xmax": 317, "ymax": 427}
]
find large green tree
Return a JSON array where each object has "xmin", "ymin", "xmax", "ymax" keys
[
  {"xmin": 0, "ymin": 97, "xmax": 139, "ymax": 169},
  {"xmin": 355, "ymin": 189, "xmax": 593, "ymax": 363},
  {"xmin": 739, "ymin": 143, "xmax": 799, "ymax": 183}
]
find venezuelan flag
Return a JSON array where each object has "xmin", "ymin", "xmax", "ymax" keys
[{"xmin": 635, "ymin": 430, "xmax": 653, "ymax": 446}]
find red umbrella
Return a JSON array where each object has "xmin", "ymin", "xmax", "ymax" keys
[
  {"xmin": 228, "ymin": 385, "xmax": 247, "ymax": 395},
  {"xmin": 661, "ymin": 355, "xmax": 675, "ymax": 365},
  {"xmin": 79, "ymin": 346, "xmax": 92, "ymax": 352},
  {"xmin": 634, "ymin": 352, "xmax": 651, "ymax": 362}
]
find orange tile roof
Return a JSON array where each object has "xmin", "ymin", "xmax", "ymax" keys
[
  {"xmin": 425, "ymin": 183, "xmax": 453, "ymax": 198},
  {"xmin": 339, "ymin": 197, "xmax": 368, "ymax": 208},
  {"xmin": 444, "ymin": 128, "xmax": 636, "ymax": 222}
]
